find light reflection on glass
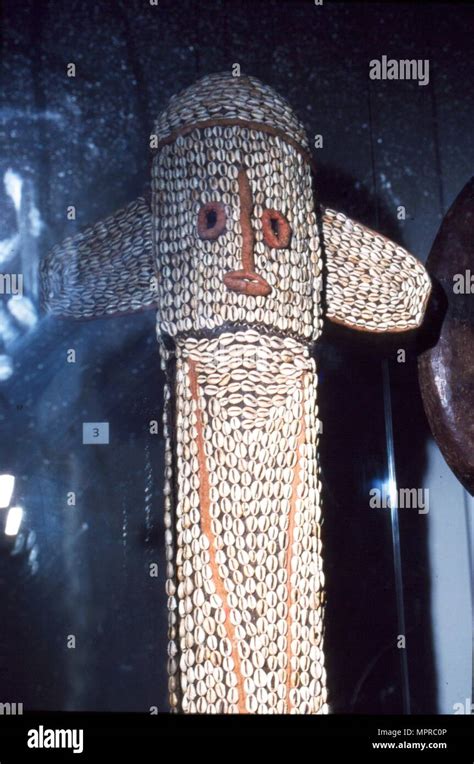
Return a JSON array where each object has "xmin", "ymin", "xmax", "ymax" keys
[
  {"xmin": 382, "ymin": 477, "xmax": 398, "ymax": 509},
  {"xmin": 5, "ymin": 505, "xmax": 23, "ymax": 536}
]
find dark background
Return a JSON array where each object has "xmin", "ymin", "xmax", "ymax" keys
[{"xmin": 1, "ymin": 0, "xmax": 472, "ymax": 713}]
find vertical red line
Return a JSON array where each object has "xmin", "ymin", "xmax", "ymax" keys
[
  {"xmin": 286, "ymin": 376, "xmax": 306, "ymax": 712},
  {"xmin": 238, "ymin": 167, "xmax": 255, "ymax": 272},
  {"xmin": 187, "ymin": 359, "xmax": 247, "ymax": 714}
]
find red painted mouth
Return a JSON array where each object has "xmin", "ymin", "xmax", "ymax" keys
[{"xmin": 223, "ymin": 270, "xmax": 272, "ymax": 297}]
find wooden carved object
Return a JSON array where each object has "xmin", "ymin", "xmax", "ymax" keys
[
  {"xmin": 418, "ymin": 179, "xmax": 474, "ymax": 496},
  {"xmin": 41, "ymin": 73, "xmax": 432, "ymax": 713}
]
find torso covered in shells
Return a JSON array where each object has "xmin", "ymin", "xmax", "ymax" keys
[{"xmin": 162, "ymin": 330, "xmax": 328, "ymax": 714}]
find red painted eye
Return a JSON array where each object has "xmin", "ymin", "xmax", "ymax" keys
[
  {"xmin": 261, "ymin": 209, "xmax": 291, "ymax": 249},
  {"xmin": 197, "ymin": 202, "xmax": 227, "ymax": 240}
]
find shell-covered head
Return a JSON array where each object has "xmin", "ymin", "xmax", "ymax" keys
[
  {"xmin": 41, "ymin": 73, "xmax": 431, "ymax": 336},
  {"xmin": 152, "ymin": 72, "xmax": 322, "ymax": 344}
]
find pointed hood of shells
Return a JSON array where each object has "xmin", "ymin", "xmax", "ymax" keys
[{"xmin": 153, "ymin": 72, "xmax": 310, "ymax": 154}]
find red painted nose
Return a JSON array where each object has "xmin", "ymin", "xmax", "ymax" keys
[{"xmin": 223, "ymin": 166, "xmax": 272, "ymax": 297}]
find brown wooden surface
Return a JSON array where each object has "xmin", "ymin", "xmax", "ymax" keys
[{"xmin": 418, "ymin": 180, "xmax": 474, "ymax": 495}]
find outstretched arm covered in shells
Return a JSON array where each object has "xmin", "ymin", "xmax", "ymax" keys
[
  {"xmin": 322, "ymin": 208, "xmax": 431, "ymax": 333},
  {"xmin": 41, "ymin": 197, "xmax": 157, "ymax": 319}
]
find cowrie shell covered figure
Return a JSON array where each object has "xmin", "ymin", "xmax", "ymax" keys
[{"xmin": 42, "ymin": 72, "xmax": 431, "ymax": 714}]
